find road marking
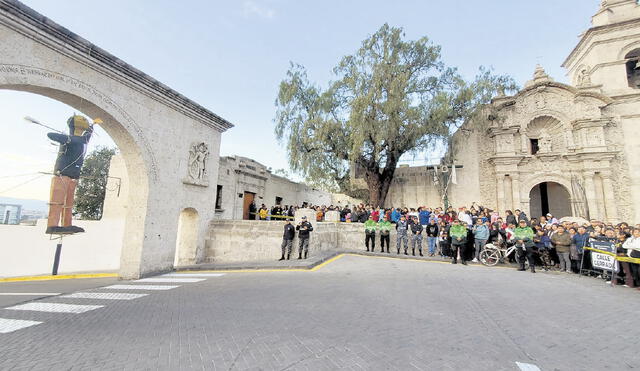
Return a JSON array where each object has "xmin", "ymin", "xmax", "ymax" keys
[
  {"xmin": 61, "ymin": 292, "xmax": 148, "ymax": 300},
  {"xmin": 6, "ymin": 303, "xmax": 103, "ymax": 314},
  {"xmin": 0, "ymin": 293, "xmax": 60, "ymax": 296},
  {"xmin": 0, "ymin": 318, "xmax": 42, "ymax": 333},
  {"xmin": 310, "ymin": 254, "xmax": 346, "ymax": 271},
  {"xmin": 163, "ymin": 273, "xmax": 225, "ymax": 277},
  {"xmin": 0, "ymin": 273, "xmax": 117, "ymax": 283},
  {"xmin": 103, "ymin": 285, "xmax": 179, "ymax": 290},
  {"xmin": 516, "ymin": 361, "xmax": 541, "ymax": 371},
  {"xmin": 134, "ymin": 278, "xmax": 205, "ymax": 283}
]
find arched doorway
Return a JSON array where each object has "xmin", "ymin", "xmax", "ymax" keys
[
  {"xmin": 0, "ymin": 85, "xmax": 150, "ymax": 276},
  {"xmin": 1, "ymin": 4, "xmax": 231, "ymax": 278},
  {"xmin": 174, "ymin": 208, "xmax": 199, "ymax": 267},
  {"xmin": 529, "ymin": 182, "xmax": 571, "ymax": 219}
]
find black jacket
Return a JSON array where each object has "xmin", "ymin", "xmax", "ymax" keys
[
  {"xmin": 296, "ymin": 221, "xmax": 314, "ymax": 239},
  {"xmin": 410, "ymin": 223, "xmax": 423, "ymax": 235},
  {"xmin": 425, "ymin": 224, "xmax": 439, "ymax": 237},
  {"xmin": 283, "ymin": 224, "xmax": 295, "ymax": 240},
  {"xmin": 48, "ymin": 128, "xmax": 93, "ymax": 179}
]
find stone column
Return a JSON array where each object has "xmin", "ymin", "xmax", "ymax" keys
[
  {"xmin": 582, "ymin": 171, "xmax": 599, "ymax": 220},
  {"xmin": 520, "ymin": 132, "xmax": 529, "ymax": 154},
  {"xmin": 511, "ymin": 173, "xmax": 521, "ymax": 212},
  {"xmin": 600, "ymin": 171, "xmax": 619, "ymax": 223},
  {"xmin": 496, "ymin": 174, "xmax": 505, "ymax": 213}
]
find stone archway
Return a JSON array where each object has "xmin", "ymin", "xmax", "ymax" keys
[
  {"xmin": 0, "ymin": 1, "xmax": 233, "ymax": 278},
  {"xmin": 528, "ymin": 182, "xmax": 572, "ymax": 219},
  {"xmin": 174, "ymin": 208, "xmax": 199, "ymax": 267}
]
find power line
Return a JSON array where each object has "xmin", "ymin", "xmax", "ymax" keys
[
  {"xmin": 0, "ymin": 174, "xmax": 48, "ymax": 195},
  {"xmin": 0, "ymin": 172, "xmax": 43, "ymax": 179}
]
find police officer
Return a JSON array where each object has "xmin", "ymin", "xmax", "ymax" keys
[
  {"xmin": 378, "ymin": 215, "xmax": 392, "ymax": 253},
  {"xmin": 364, "ymin": 214, "xmax": 377, "ymax": 252},
  {"xmin": 410, "ymin": 216, "xmax": 424, "ymax": 256},
  {"xmin": 279, "ymin": 219, "xmax": 295, "ymax": 261},
  {"xmin": 296, "ymin": 216, "xmax": 314, "ymax": 259},
  {"xmin": 449, "ymin": 219, "xmax": 468, "ymax": 265},
  {"xmin": 396, "ymin": 215, "xmax": 409, "ymax": 255}
]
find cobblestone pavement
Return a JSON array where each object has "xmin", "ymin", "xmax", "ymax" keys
[{"xmin": 0, "ymin": 255, "xmax": 638, "ymax": 370}]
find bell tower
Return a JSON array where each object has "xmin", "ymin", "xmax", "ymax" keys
[
  {"xmin": 563, "ymin": 0, "xmax": 640, "ymax": 223},
  {"xmin": 563, "ymin": 0, "xmax": 640, "ymax": 95}
]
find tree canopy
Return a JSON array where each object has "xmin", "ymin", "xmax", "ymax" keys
[
  {"xmin": 74, "ymin": 146, "xmax": 116, "ymax": 220},
  {"xmin": 275, "ymin": 24, "xmax": 515, "ymax": 207}
]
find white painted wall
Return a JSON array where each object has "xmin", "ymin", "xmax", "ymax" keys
[{"xmin": 0, "ymin": 219, "xmax": 123, "ymax": 278}]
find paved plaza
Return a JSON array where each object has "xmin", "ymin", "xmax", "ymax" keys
[{"xmin": 0, "ymin": 254, "xmax": 638, "ymax": 370}]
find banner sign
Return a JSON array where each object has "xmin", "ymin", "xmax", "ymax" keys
[
  {"xmin": 589, "ymin": 240, "xmax": 616, "ymax": 254},
  {"xmin": 591, "ymin": 252, "xmax": 619, "ymax": 272}
]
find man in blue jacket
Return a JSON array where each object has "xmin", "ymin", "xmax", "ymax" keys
[
  {"xmin": 418, "ymin": 207, "xmax": 431, "ymax": 227},
  {"xmin": 472, "ymin": 219, "xmax": 490, "ymax": 262}
]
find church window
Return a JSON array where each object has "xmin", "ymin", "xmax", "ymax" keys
[
  {"xmin": 625, "ymin": 49, "xmax": 640, "ymax": 89},
  {"xmin": 530, "ymin": 139, "xmax": 540, "ymax": 155},
  {"xmin": 215, "ymin": 185, "xmax": 223, "ymax": 209}
]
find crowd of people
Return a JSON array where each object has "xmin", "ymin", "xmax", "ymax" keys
[{"xmin": 268, "ymin": 201, "xmax": 640, "ymax": 292}]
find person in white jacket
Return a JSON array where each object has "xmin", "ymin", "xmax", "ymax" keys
[{"xmin": 622, "ymin": 228, "xmax": 640, "ymax": 289}]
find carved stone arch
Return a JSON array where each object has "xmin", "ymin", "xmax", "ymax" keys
[
  {"xmin": 521, "ymin": 110, "xmax": 574, "ymax": 150},
  {"xmin": 525, "ymin": 116, "xmax": 564, "ymax": 153},
  {"xmin": 617, "ymin": 40, "xmax": 640, "ymax": 60},
  {"xmin": 520, "ymin": 174, "xmax": 574, "ymax": 218},
  {"xmin": 521, "ymin": 174, "xmax": 573, "ymax": 197}
]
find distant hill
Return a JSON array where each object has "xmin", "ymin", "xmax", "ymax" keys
[{"xmin": 0, "ymin": 197, "xmax": 48, "ymax": 212}]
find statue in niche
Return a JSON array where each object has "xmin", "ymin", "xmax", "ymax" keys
[
  {"xmin": 577, "ymin": 68, "xmax": 592, "ymax": 86},
  {"xmin": 538, "ymin": 129, "xmax": 552, "ymax": 153},
  {"xmin": 183, "ymin": 142, "xmax": 209, "ymax": 186}
]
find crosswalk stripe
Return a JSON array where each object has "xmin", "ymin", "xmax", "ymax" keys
[
  {"xmin": 0, "ymin": 293, "xmax": 60, "ymax": 296},
  {"xmin": 163, "ymin": 273, "xmax": 225, "ymax": 277},
  {"xmin": 134, "ymin": 278, "xmax": 205, "ymax": 283},
  {"xmin": 0, "ymin": 318, "xmax": 42, "ymax": 333},
  {"xmin": 61, "ymin": 293, "xmax": 148, "ymax": 300},
  {"xmin": 516, "ymin": 362, "xmax": 541, "ymax": 371},
  {"xmin": 102, "ymin": 285, "xmax": 179, "ymax": 291},
  {"xmin": 6, "ymin": 303, "xmax": 103, "ymax": 314}
]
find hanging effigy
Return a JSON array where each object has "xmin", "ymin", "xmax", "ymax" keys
[{"xmin": 45, "ymin": 115, "xmax": 101, "ymax": 235}]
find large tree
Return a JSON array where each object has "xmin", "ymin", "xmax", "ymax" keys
[
  {"xmin": 74, "ymin": 146, "xmax": 117, "ymax": 220},
  {"xmin": 275, "ymin": 24, "xmax": 515, "ymax": 207}
]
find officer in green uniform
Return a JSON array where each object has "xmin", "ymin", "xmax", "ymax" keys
[
  {"xmin": 514, "ymin": 219, "xmax": 536, "ymax": 272},
  {"xmin": 364, "ymin": 215, "xmax": 378, "ymax": 252},
  {"xmin": 378, "ymin": 215, "xmax": 392, "ymax": 253},
  {"xmin": 449, "ymin": 219, "xmax": 468, "ymax": 265}
]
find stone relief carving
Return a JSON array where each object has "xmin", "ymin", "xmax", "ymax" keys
[
  {"xmin": 577, "ymin": 67, "xmax": 592, "ymax": 86},
  {"xmin": 538, "ymin": 129, "xmax": 553, "ymax": 153},
  {"xmin": 183, "ymin": 142, "xmax": 210, "ymax": 187}
]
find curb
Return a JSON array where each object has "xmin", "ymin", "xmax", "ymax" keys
[
  {"xmin": 176, "ymin": 252, "xmax": 344, "ymax": 273},
  {"xmin": 0, "ymin": 273, "xmax": 118, "ymax": 283}
]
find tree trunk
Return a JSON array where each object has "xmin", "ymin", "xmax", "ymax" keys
[{"xmin": 365, "ymin": 169, "xmax": 394, "ymax": 208}]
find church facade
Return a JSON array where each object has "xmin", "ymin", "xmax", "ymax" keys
[{"xmin": 385, "ymin": 0, "xmax": 640, "ymax": 223}]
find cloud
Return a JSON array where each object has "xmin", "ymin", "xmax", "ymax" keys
[{"xmin": 243, "ymin": 0, "xmax": 275, "ymax": 19}]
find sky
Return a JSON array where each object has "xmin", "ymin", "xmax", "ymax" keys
[{"xmin": 0, "ymin": 0, "xmax": 599, "ymax": 201}]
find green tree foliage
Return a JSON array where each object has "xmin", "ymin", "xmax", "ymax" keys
[
  {"xmin": 275, "ymin": 24, "xmax": 515, "ymax": 207},
  {"xmin": 74, "ymin": 146, "xmax": 117, "ymax": 220}
]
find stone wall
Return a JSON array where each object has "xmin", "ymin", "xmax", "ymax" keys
[{"xmin": 204, "ymin": 220, "xmax": 392, "ymax": 264}]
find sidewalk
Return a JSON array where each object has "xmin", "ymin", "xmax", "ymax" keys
[{"xmin": 177, "ymin": 251, "xmax": 342, "ymax": 271}]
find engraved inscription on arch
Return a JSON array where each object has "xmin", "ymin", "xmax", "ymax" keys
[{"xmin": 0, "ymin": 64, "xmax": 159, "ymax": 180}]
